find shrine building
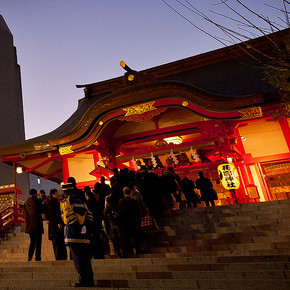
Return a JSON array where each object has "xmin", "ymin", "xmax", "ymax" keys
[{"xmin": 0, "ymin": 29, "xmax": 289, "ymax": 205}]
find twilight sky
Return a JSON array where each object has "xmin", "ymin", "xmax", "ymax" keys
[{"xmin": 1, "ymin": 0, "xmax": 285, "ymax": 139}]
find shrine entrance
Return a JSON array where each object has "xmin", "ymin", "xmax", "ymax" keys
[{"xmin": 88, "ymin": 100, "xmax": 245, "ymax": 206}]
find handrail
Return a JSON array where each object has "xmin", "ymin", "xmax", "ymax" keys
[{"xmin": 0, "ymin": 199, "xmax": 24, "ymax": 233}]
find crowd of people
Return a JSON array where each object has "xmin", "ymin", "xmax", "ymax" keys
[{"xmin": 23, "ymin": 166, "xmax": 216, "ymax": 287}]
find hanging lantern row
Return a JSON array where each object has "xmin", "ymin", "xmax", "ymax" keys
[
  {"xmin": 131, "ymin": 157, "xmax": 139, "ymax": 171},
  {"xmin": 190, "ymin": 147, "xmax": 201, "ymax": 163},
  {"xmin": 169, "ymin": 149, "xmax": 179, "ymax": 165},
  {"xmin": 128, "ymin": 148, "xmax": 201, "ymax": 171},
  {"xmin": 150, "ymin": 153, "xmax": 158, "ymax": 168}
]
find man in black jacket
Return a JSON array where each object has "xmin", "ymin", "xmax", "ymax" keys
[
  {"xmin": 47, "ymin": 188, "xmax": 67, "ymax": 260},
  {"xmin": 119, "ymin": 187, "xmax": 142, "ymax": 257},
  {"xmin": 24, "ymin": 188, "xmax": 44, "ymax": 261}
]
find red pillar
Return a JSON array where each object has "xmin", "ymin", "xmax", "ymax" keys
[
  {"xmin": 62, "ymin": 157, "xmax": 69, "ymax": 183},
  {"xmin": 278, "ymin": 116, "xmax": 290, "ymax": 151}
]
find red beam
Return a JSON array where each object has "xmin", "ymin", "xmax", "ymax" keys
[
  {"xmin": 25, "ymin": 158, "xmax": 52, "ymax": 173},
  {"xmin": 43, "ymin": 168, "xmax": 62, "ymax": 179}
]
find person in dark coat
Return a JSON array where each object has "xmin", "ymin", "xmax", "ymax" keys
[
  {"xmin": 118, "ymin": 187, "xmax": 142, "ymax": 257},
  {"xmin": 47, "ymin": 188, "xmax": 67, "ymax": 260},
  {"xmin": 104, "ymin": 191, "xmax": 122, "ymax": 258},
  {"xmin": 24, "ymin": 188, "xmax": 44, "ymax": 261},
  {"xmin": 195, "ymin": 171, "xmax": 216, "ymax": 207},
  {"xmin": 160, "ymin": 169, "xmax": 178, "ymax": 210},
  {"xmin": 85, "ymin": 189, "xmax": 105, "ymax": 259},
  {"xmin": 167, "ymin": 166, "xmax": 183, "ymax": 207},
  {"xmin": 182, "ymin": 177, "xmax": 198, "ymax": 208},
  {"xmin": 100, "ymin": 176, "xmax": 111, "ymax": 200}
]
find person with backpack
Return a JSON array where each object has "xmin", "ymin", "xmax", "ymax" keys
[{"xmin": 60, "ymin": 183, "xmax": 95, "ymax": 287}]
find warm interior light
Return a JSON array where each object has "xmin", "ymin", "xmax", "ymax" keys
[
  {"xmin": 163, "ymin": 136, "xmax": 183, "ymax": 145},
  {"xmin": 128, "ymin": 74, "xmax": 135, "ymax": 81},
  {"xmin": 16, "ymin": 166, "xmax": 23, "ymax": 174},
  {"xmin": 227, "ymin": 157, "xmax": 233, "ymax": 163},
  {"xmin": 99, "ymin": 121, "xmax": 103, "ymax": 126}
]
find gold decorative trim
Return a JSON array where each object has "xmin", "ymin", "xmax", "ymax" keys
[
  {"xmin": 239, "ymin": 106, "xmax": 262, "ymax": 119},
  {"xmin": 123, "ymin": 101, "xmax": 156, "ymax": 116},
  {"xmin": 34, "ymin": 143, "xmax": 51, "ymax": 151},
  {"xmin": 59, "ymin": 145, "xmax": 74, "ymax": 156}
]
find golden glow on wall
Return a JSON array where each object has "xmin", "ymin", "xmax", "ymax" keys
[
  {"xmin": 238, "ymin": 119, "xmax": 289, "ymax": 158},
  {"xmin": 67, "ymin": 153, "xmax": 96, "ymax": 183},
  {"xmin": 249, "ymin": 164, "xmax": 265, "ymax": 201}
]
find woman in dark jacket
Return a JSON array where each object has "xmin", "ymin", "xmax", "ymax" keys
[
  {"xmin": 47, "ymin": 188, "xmax": 67, "ymax": 260},
  {"xmin": 24, "ymin": 188, "xmax": 44, "ymax": 261}
]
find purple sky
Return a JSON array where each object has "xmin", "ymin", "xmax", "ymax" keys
[{"xmin": 1, "ymin": 0, "xmax": 285, "ymax": 139}]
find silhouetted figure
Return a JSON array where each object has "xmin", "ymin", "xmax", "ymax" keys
[
  {"xmin": 119, "ymin": 187, "xmax": 142, "ymax": 257},
  {"xmin": 195, "ymin": 171, "xmax": 215, "ymax": 207},
  {"xmin": 38, "ymin": 189, "xmax": 49, "ymax": 220},
  {"xmin": 100, "ymin": 176, "xmax": 111, "ymax": 197},
  {"xmin": 160, "ymin": 169, "xmax": 178, "ymax": 210},
  {"xmin": 182, "ymin": 177, "xmax": 198, "ymax": 208},
  {"xmin": 167, "ymin": 166, "xmax": 182, "ymax": 206},
  {"xmin": 129, "ymin": 183, "xmax": 148, "ymax": 217},
  {"xmin": 24, "ymin": 189, "xmax": 44, "ymax": 261},
  {"xmin": 85, "ymin": 190, "xmax": 105, "ymax": 259},
  {"xmin": 47, "ymin": 188, "xmax": 67, "ymax": 260},
  {"xmin": 104, "ymin": 191, "xmax": 122, "ymax": 258}
]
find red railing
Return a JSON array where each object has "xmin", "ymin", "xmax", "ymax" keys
[{"xmin": 0, "ymin": 199, "xmax": 24, "ymax": 233}]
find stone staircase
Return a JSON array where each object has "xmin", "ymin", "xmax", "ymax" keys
[
  {"xmin": 0, "ymin": 222, "xmax": 55, "ymax": 262},
  {"xmin": 0, "ymin": 199, "xmax": 289, "ymax": 289}
]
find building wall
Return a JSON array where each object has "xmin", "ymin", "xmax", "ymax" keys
[
  {"xmin": 238, "ymin": 119, "xmax": 289, "ymax": 158},
  {"xmin": 0, "ymin": 15, "xmax": 27, "ymax": 191}
]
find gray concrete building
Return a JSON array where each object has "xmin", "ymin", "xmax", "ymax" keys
[
  {"xmin": 0, "ymin": 15, "xmax": 59, "ymax": 201},
  {"xmin": 0, "ymin": 15, "xmax": 29, "ymax": 199}
]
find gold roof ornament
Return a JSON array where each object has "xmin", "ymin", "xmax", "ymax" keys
[
  {"xmin": 239, "ymin": 106, "xmax": 262, "ymax": 119},
  {"xmin": 123, "ymin": 101, "xmax": 157, "ymax": 116},
  {"xmin": 59, "ymin": 145, "xmax": 74, "ymax": 156}
]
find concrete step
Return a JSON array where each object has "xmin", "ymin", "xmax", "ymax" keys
[
  {"xmin": 0, "ymin": 278, "xmax": 288, "ymax": 289},
  {"xmin": 0, "ymin": 258, "xmax": 289, "ymax": 289},
  {"xmin": 0, "ymin": 200, "xmax": 289, "ymax": 288}
]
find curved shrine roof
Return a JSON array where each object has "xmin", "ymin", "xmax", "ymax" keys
[{"xmin": 0, "ymin": 29, "xmax": 287, "ymax": 158}]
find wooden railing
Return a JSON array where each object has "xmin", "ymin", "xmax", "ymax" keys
[{"xmin": 0, "ymin": 199, "xmax": 24, "ymax": 233}]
